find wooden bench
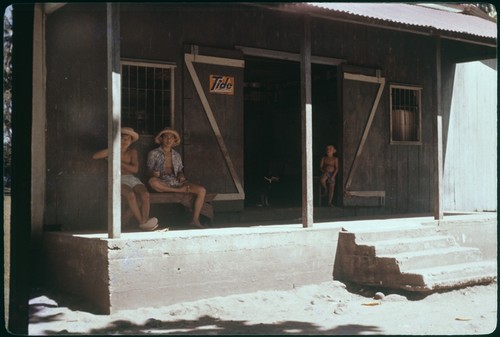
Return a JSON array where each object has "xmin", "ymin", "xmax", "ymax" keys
[{"xmin": 122, "ymin": 192, "xmax": 216, "ymax": 225}]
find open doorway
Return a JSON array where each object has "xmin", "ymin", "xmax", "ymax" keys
[
  {"xmin": 244, "ymin": 57, "xmax": 301, "ymax": 207},
  {"xmin": 243, "ymin": 57, "xmax": 339, "ymax": 207}
]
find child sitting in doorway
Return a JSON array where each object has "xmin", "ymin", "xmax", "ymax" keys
[{"xmin": 319, "ymin": 144, "xmax": 339, "ymax": 207}]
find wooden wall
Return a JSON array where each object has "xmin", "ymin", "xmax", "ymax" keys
[
  {"xmin": 324, "ymin": 19, "xmax": 436, "ymax": 213},
  {"xmin": 45, "ymin": 4, "xmax": 108, "ymax": 230},
  {"xmin": 42, "ymin": 3, "xmax": 495, "ymax": 229}
]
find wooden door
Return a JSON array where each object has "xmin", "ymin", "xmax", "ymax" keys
[
  {"xmin": 341, "ymin": 66, "xmax": 386, "ymax": 206},
  {"xmin": 183, "ymin": 46, "xmax": 245, "ymax": 210}
]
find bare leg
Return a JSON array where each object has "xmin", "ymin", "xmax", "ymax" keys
[
  {"xmin": 320, "ymin": 174, "xmax": 328, "ymax": 196},
  {"xmin": 133, "ymin": 184, "xmax": 151, "ymax": 224},
  {"xmin": 122, "ymin": 185, "xmax": 143, "ymax": 225},
  {"xmin": 187, "ymin": 183, "xmax": 206, "ymax": 226},
  {"xmin": 149, "ymin": 178, "xmax": 207, "ymax": 228},
  {"xmin": 327, "ymin": 182, "xmax": 335, "ymax": 206}
]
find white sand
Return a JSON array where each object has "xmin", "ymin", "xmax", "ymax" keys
[{"xmin": 28, "ymin": 280, "xmax": 497, "ymax": 335}]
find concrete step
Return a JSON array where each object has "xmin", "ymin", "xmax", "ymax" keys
[
  {"xmin": 380, "ymin": 246, "xmax": 484, "ymax": 271},
  {"xmin": 401, "ymin": 260, "xmax": 498, "ymax": 291},
  {"xmin": 334, "ymin": 217, "xmax": 497, "ymax": 292},
  {"xmin": 352, "ymin": 225, "xmax": 439, "ymax": 242},
  {"xmin": 364, "ymin": 235, "xmax": 458, "ymax": 255}
]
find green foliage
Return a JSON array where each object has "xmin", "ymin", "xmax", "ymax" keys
[{"xmin": 475, "ymin": 3, "xmax": 497, "ymax": 19}]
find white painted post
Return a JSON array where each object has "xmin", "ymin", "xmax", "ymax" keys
[
  {"xmin": 434, "ymin": 37, "xmax": 443, "ymax": 220},
  {"xmin": 436, "ymin": 115, "xmax": 444, "ymax": 220},
  {"xmin": 301, "ymin": 14, "xmax": 313, "ymax": 227},
  {"xmin": 107, "ymin": 3, "xmax": 121, "ymax": 238}
]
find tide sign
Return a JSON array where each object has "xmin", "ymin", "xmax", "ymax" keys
[{"xmin": 209, "ymin": 75, "xmax": 234, "ymax": 95}]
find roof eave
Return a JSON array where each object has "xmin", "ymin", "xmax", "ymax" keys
[{"xmin": 249, "ymin": 3, "xmax": 497, "ymax": 49}]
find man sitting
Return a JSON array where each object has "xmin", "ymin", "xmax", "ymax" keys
[{"xmin": 147, "ymin": 128, "xmax": 207, "ymax": 229}]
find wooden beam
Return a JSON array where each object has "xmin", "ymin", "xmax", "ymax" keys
[
  {"xmin": 343, "ymin": 72, "xmax": 384, "ymax": 84},
  {"xmin": 107, "ymin": 3, "xmax": 121, "ymax": 238},
  {"xmin": 346, "ymin": 190, "xmax": 385, "ymax": 197},
  {"xmin": 235, "ymin": 45, "xmax": 345, "ymax": 65},
  {"xmin": 121, "ymin": 59, "xmax": 177, "ymax": 68},
  {"xmin": 434, "ymin": 38, "xmax": 443, "ymax": 220},
  {"xmin": 301, "ymin": 14, "xmax": 313, "ymax": 228},
  {"xmin": 43, "ymin": 3, "xmax": 67, "ymax": 14},
  {"xmin": 31, "ymin": 3, "xmax": 46, "ymax": 247},
  {"xmin": 188, "ymin": 53, "xmax": 245, "ymax": 68}
]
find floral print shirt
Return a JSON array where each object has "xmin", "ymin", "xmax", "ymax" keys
[{"xmin": 146, "ymin": 147, "xmax": 184, "ymax": 180}]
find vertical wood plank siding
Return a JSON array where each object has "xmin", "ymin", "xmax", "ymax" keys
[
  {"xmin": 45, "ymin": 4, "xmax": 108, "ymax": 230},
  {"xmin": 42, "ymin": 4, "xmax": 493, "ymax": 229}
]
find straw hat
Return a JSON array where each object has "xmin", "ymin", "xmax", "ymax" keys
[
  {"xmin": 155, "ymin": 127, "xmax": 181, "ymax": 146},
  {"xmin": 121, "ymin": 127, "xmax": 139, "ymax": 143}
]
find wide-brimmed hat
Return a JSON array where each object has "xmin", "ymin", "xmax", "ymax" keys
[
  {"xmin": 155, "ymin": 127, "xmax": 181, "ymax": 146},
  {"xmin": 121, "ymin": 127, "xmax": 139, "ymax": 143}
]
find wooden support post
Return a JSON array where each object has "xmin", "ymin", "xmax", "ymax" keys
[
  {"xmin": 9, "ymin": 4, "xmax": 34, "ymax": 333},
  {"xmin": 107, "ymin": 3, "xmax": 121, "ymax": 238},
  {"xmin": 31, "ymin": 3, "xmax": 46, "ymax": 248},
  {"xmin": 301, "ymin": 14, "xmax": 313, "ymax": 227},
  {"xmin": 433, "ymin": 37, "xmax": 443, "ymax": 220},
  {"xmin": 436, "ymin": 115, "xmax": 444, "ymax": 220}
]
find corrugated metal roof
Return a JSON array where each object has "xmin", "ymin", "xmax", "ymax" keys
[{"xmin": 304, "ymin": 2, "xmax": 497, "ymax": 40}]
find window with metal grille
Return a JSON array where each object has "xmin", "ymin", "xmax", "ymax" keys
[
  {"xmin": 390, "ymin": 84, "xmax": 422, "ymax": 144},
  {"xmin": 121, "ymin": 60, "xmax": 175, "ymax": 135}
]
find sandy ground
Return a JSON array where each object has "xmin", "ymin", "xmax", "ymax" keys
[{"xmin": 28, "ymin": 280, "xmax": 497, "ymax": 335}]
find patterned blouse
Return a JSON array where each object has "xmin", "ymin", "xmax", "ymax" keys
[{"xmin": 146, "ymin": 147, "xmax": 184, "ymax": 186}]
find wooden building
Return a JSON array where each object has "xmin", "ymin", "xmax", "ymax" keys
[
  {"xmin": 24, "ymin": 3, "xmax": 496, "ymax": 234},
  {"xmin": 7, "ymin": 2, "xmax": 497, "ymax": 326}
]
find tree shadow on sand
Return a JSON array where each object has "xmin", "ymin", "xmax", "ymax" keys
[
  {"xmin": 42, "ymin": 315, "xmax": 383, "ymax": 335},
  {"xmin": 30, "ymin": 287, "xmax": 384, "ymax": 335}
]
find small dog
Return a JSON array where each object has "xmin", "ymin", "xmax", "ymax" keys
[{"xmin": 258, "ymin": 175, "xmax": 280, "ymax": 207}]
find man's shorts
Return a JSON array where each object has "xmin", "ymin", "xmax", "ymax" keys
[
  {"xmin": 160, "ymin": 174, "xmax": 185, "ymax": 188},
  {"xmin": 121, "ymin": 174, "xmax": 144, "ymax": 188},
  {"xmin": 323, "ymin": 172, "xmax": 335, "ymax": 185}
]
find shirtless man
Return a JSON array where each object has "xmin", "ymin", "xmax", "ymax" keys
[
  {"xmin": 147, "ymin": 128, "xmax": 207, "ymax": 229},
  {"xmin": 319, "ymin": 144, "xmax": 339, "ymax": 207},
  {"xmin": 93, "ymin": 127, "xmax": 158, "ymax": 231}
]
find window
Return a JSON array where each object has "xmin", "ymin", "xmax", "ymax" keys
[
  {"xmin": 121, "ymin": 60, "xmax": 175, "ymax": 135},
  {"xmin": 390, "ymin": 84, "xmax": 422, "ymax": 144}
]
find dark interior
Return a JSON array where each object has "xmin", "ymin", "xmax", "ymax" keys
[{"xmin": 243, "ymin": 57, "xmax": 339, "ymax": 207}]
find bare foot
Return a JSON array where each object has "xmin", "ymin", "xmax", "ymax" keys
[{"xmin": 190, "ymin": 222, "xmax": 206, "ymax": 229}]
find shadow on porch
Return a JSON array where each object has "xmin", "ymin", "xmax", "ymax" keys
[{"xmin": 122, "ymin": 203, "xmax": 442, "ymax": 232}]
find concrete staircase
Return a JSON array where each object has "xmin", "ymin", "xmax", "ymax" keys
[{"xmin": 333, "ymin": 222, "xmax": 497, "ymax": 292}]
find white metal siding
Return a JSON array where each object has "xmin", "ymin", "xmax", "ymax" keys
[{"xmin": 443, "ymin": 60, "xmax": 497, "ymax": 211}]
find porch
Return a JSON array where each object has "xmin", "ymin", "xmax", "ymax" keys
[{"xmin": 40, "ymin": 210, "xmax": 496, "ymax": 314}]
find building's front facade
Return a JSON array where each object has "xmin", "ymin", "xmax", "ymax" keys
[{"xmin": 31, "ymin": 3, "xmax": 496, "ymax": 233}]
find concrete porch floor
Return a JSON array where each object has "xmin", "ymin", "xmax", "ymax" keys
[
  {"xmin": 40, "ymin": 211, "xmax": 496, "ymax": 314},
  {"xmin": 123, "ymin": 204, "xmax": 462, "ymax": 232}
]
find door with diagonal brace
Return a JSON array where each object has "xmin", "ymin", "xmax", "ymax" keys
[
  {"xmin": 342, "ymin": 67, "xmax": 386, "ymax": 206},
  {"xmin": 183, "ymin": 47, "xmax": 245, "ymax": 210}
]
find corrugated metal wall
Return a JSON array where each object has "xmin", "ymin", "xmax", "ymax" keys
[{"xmin": 443, "ymin": 60, "xmax": 497, "ymax": 211}]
